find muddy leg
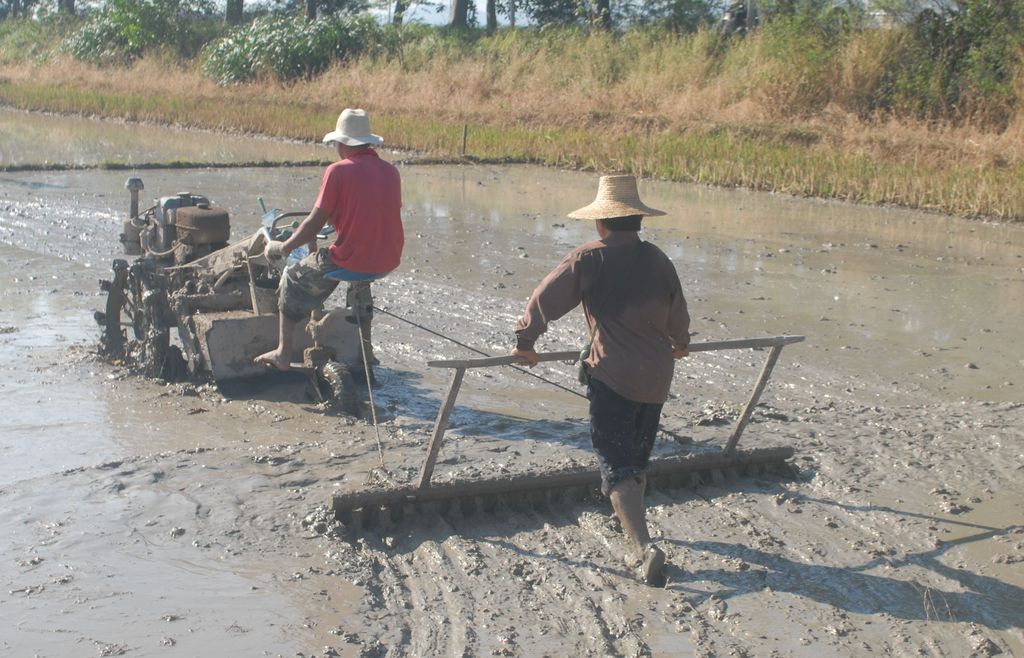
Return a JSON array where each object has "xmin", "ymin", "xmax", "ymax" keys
[
  {"xmin": 609, "ymin": 476, "xmax": 651, "ymax": 547},
  {"xmin": 347, "ymin": 281, "xmax": 378, "ymax": 366},
  {"xmin": 609, "ymin": 474, "xmax": 665, "ymax": 586},
  {"xmin": 610, "ymin": 473, "xmax": 647, "ymax": 532},
  {"xmin": 254, "ymin": 311, "xmax": 298, "ymax": 371}
]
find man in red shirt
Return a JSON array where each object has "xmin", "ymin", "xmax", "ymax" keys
[{"xmin": 255, "ymin": 108, "xmax": 403, "ymax": 371}]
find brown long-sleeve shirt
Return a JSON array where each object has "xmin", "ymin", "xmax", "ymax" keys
[{"xmin": 515, "ymin": 231, "xmax": 690, "ymax": 404}]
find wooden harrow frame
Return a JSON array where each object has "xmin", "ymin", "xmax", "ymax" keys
[{"xmin": 332, "ymin": 335, "xmax": 804, "ymax": 525}]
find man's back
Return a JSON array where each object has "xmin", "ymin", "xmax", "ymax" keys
[
  {"xmin": 576, "ymin": 233, "xmax": 689, "ymax": 404},
  {"xmin": 315, "ymin": 149, "xmax": 403, "ymax": 274},
  {"xmin": 514, "ymin": 230, "xmax": 688, "ymax": 404}
]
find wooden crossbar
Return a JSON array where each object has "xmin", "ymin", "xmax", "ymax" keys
[{"xmin": 418, "ymin": 335, "xmax": 804, "ymax": 489}]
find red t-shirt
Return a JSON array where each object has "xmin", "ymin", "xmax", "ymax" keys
[{"xmin": 315, "ymin": 149, "xmax": 403, "ymax": 274}]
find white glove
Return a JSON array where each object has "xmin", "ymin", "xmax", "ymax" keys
[{"xmin": 264, "ymin": 240, "xmax": 286, "ymax": 263}]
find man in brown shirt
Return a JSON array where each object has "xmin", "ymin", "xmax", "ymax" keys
[{"xmin": 512, "ymin": 175, "xmax": 690, "ymax": 586}]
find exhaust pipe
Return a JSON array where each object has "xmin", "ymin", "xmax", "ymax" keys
[{"xmin": 121, "ymin": 177, "xmax": 145, "ymax": 255}]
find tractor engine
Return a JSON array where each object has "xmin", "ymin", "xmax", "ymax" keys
[{"xmin": 120, "ymin": 178, "xmax": 231, "ymax": 265}]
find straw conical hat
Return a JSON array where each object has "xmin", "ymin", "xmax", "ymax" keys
[{"xmin": 567, "ymin": 175, "xmax": 666, "ymax": 220}]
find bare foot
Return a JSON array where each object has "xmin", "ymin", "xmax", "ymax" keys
[
  {"xmin": 254, "ymin": 349, "xmax": 290, "ymax": 372},
  {"xmin": 641, "ymin": 542, "xmax": 667, "ymax": 587}
]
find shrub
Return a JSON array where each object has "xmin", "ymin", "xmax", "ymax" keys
[
  {"xmin": 748, "ymin": 13, "xmax": 846, "ymax": 117},
  {"xmin": 201, "ymin": 14, "xmax": 389, "ymax": 84},
  {"xmin": 0, "ymin": 17, "xmax": 73, "ymax": 63},
  {"xmin": 64, "ymin": 0, "xmax": 217, "ymax": 66},
  {"xmin": 869, "ymin": 1, "xmax": 1023, "ymax": 127}
]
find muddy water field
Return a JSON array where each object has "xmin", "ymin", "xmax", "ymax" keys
[{"xmin": 1, "ymin": 109, "xmax": 1023, "ymax": 657}]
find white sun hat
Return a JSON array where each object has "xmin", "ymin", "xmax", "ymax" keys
[
  {"xmin": 322, "ymin": 108, "xmax": 384, "ymax": 146},
  {"xmin": 567, "ymin": 174, "xmax": 666, "ymax": 219}
]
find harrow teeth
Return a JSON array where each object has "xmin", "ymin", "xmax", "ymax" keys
[
  {"xmin": 459, "ymin": 496, "xmax": 478, "ymax": 516},
  {"xmin": 443, "ymin": 502, "xmax": 464, "ymax": 523},
  {"xmin": 659, "ymin": 471, "xmax": 687, "ymax": 489},
  {"xmin": 481, "ymin": 495, "xmax": 498, "ymax": 514},
  {"xmin": 349, "ymin": 508, "xmax": 365, "ymax": 531},
  {"xmin": 374, "ymin": 505, "xmax": 395, "ymax": 531},
  {"xmin": 330, "ymin": 447, "xmax": 796, "ymax": 534}
]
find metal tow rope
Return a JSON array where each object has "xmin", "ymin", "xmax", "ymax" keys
[
  {"xmin": 354, "ymin": 302, "xmax": 389, "ymax": 484},
  {"xmin": 372, "ymin": 305, "xmax": 586, "ymax": 399}
]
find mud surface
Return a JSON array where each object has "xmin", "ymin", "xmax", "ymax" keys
[{"xmin": 1, "ymin": 112, "xmax": 1022, "ymax": 657}]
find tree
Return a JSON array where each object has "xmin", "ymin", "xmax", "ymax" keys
[
  {"xmin": 449, "ymin": 0, "xmax": 469, "ymax": 27},
  {"xmin": 226, "ymin": 0, "xmax": 242, "ymax": 23},
  {"xmin": 392, "ymin": 0, "xmax": 408, "ymax": 23},
  {"xmin": 486, "ymin": 0, "xmax": 497, "ymax": 31},
  {"xmin": 291, "ymin": 0, "xmax": 369, "ymax": 19},
  {"xmin": 58, "ymin": 0, "xmax": 75, "ymax": 15},
  {"xmin": 1, "ymin": 0, "xmax": 40, "ymax": 18},
  {"xmin": 625, "ymin": 0, "xmax": 722, "ymax": 33},
  {"xmin": 595, "ymin": 0, "xmax": 610, "ymax": 28},
  {"xmin": 516, "ymin": 0, "xmax": 577, "ymax": 26}
]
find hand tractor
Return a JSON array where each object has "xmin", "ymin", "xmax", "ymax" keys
[{"xmin": 95, "ymin": 177, "xmax": 364, "ymax": 414}]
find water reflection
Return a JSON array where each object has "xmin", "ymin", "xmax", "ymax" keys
[{"xmin": 0, "ymin": 107, "xmax": 326, "ymax": 166}]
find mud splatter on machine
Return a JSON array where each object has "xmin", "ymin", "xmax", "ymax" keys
[{"xmin": 95, "ymin": 177, "xmax": 364, "ymax": 414}]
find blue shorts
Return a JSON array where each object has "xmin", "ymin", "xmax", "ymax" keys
[
  {"xmin": 588, "ymin": 377, "xmax": 664, "ymax": 496},
  {"xmin": 323, "ymin": 266, "xmax": 387, "ymax": 282}
]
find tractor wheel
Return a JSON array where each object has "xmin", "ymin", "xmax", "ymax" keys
[
  {"xmin": 320, "ymin": 360, "xmax": 360, "ymax": 417},
  {"xmin": 97, "ymin": 259, "xmax": 131, "ymax": 357},
  {"xmin": 97, "ymin": 260, "xmax": 181, "ymax": 380}
]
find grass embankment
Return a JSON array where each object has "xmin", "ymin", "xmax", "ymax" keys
[{"xmin": 1, "ymin": 24, "xmax": 1022, "ymax": 220}]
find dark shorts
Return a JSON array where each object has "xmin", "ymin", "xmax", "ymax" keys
[{"xmin": 588, "ymin": 377, "xmax": 664, "ymax": 496}]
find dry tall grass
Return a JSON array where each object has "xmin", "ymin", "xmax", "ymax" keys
[{"xmin": 0, "ymin": 27, "xmax": 1021, "ymax": 220}]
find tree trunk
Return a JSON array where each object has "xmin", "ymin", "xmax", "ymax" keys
[
  {"xmin": 596, "ymin": 0, "xmax": 611, "ymax": 29},
  {"xmin": 225, "ymin": 0, "xmax": 243, "ymax": 24},
  {"xmin": 392, "ymin": 0, "xmax": 408, "ymax": 25},
  {"xmin": 449, "ymin": 0, "xmax": 469, "ymax": 29},
  {"xmin": 58, "ymin": 0, "xmax": 75, "ymax": 15},
  {"xmin": 508, "ymin": 0, "xmax": 515, "ymax": 27},
  {"xmin": 486, "ymin": 0, "xmax": 497, "ymax": 32},
  {"xmin": 306, "ymin": 0, "xmax": 317, "ymax": 21}
]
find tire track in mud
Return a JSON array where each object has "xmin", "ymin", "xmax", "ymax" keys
[
  {"xmin": 379, "ymin": 515, "xmax": 552, "ymax": 656},
  {"xmin": 346, "ymin": 503, "xmax": 669, "ymax": 657},
  {"xmin": 509, "ymin": 507, "xmax": 627, "ymax": 656},
  {"xmin": 398, "ymin": 531, "xmax": 478, "ymax": 656}
]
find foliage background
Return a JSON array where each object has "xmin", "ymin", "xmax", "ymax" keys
[{"xmin": 0, "ymin": 0, "xmax": 1021, "ymax": 219}]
